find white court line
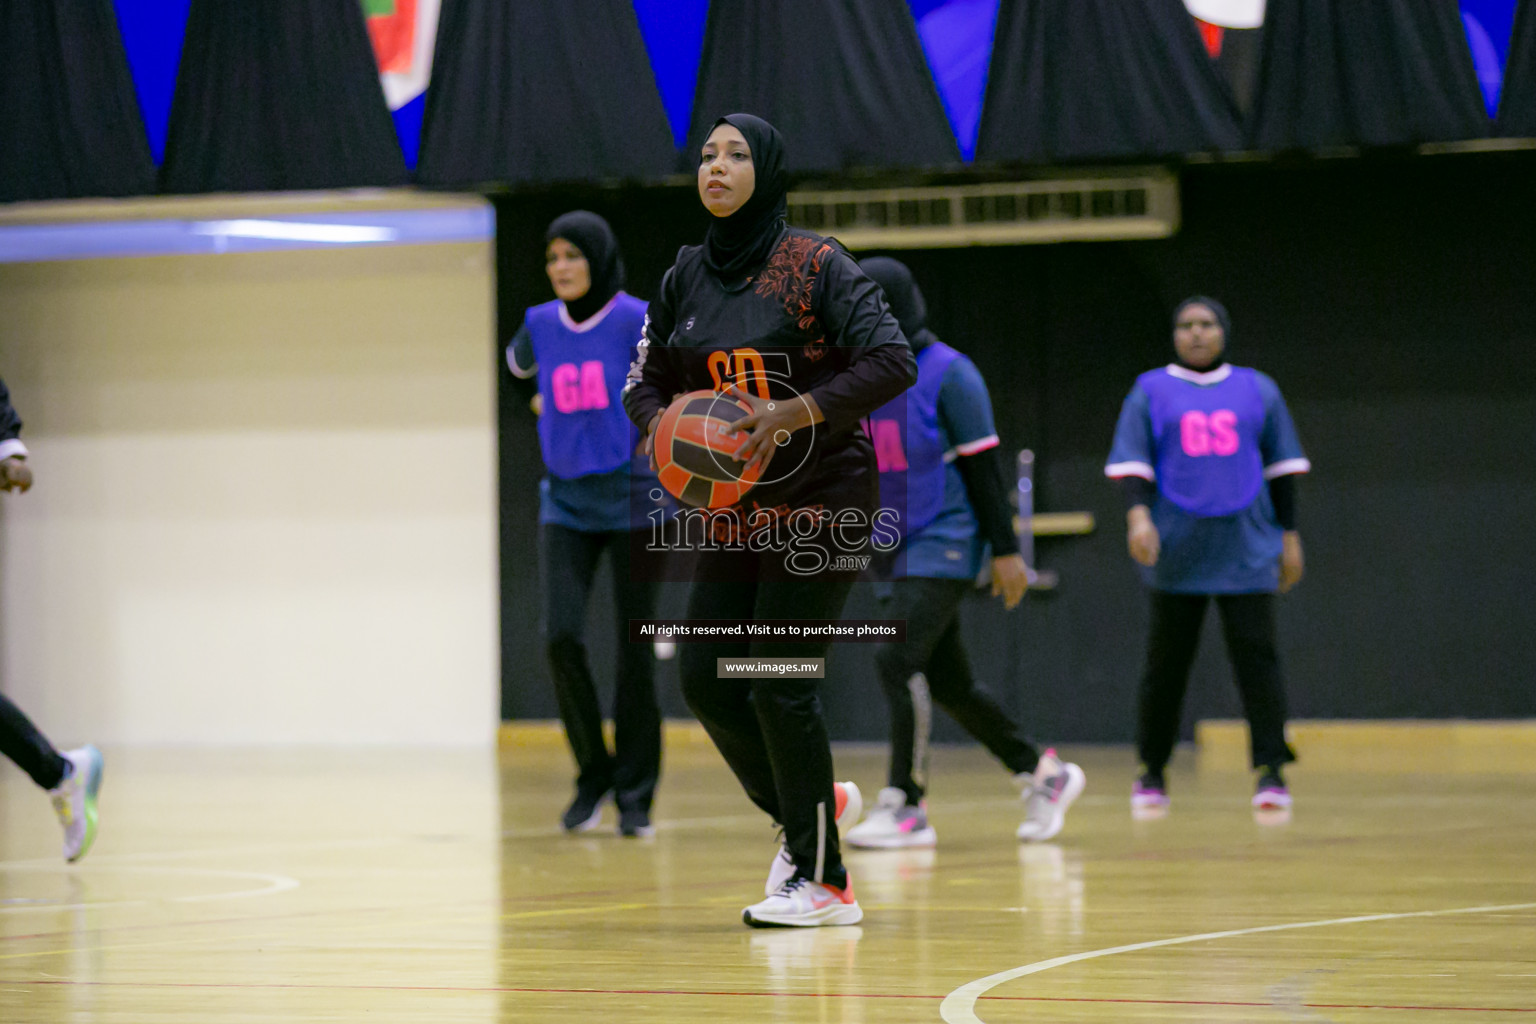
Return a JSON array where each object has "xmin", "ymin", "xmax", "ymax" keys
[
  {"xmin": 939, "ymin": 900, "xmax": 1536, "ymax": 1023},
  {"xmin": 0, "ymin": 865, "xmax": 300, "ymax": 914},
  {"xmin": 0, "ymin": 835, "xmax": 408, "ymax": 871}
]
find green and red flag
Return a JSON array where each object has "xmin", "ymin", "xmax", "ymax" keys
[{"xmin": 362, "ymin": 0, "xmax": 439, "ymax": 109}]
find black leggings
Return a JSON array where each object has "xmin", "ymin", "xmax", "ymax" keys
[
  {"xmin": 1137, "ymin": 590, "xmax": 1296, "ymax": 773},
  {"xmin": 874, "ymin": 577, "xmax": 1040, "ymax": 803},
  {"xmin": 541, "ymin": 524, "xmax": 661, "ymax": 813},
  {"xmin": 0, "ymin": 692, "xmax": 68, "ymax": 790},
  {"xmin": 678, "ymin": 546, "xmax": 859, "ymax": 890}
]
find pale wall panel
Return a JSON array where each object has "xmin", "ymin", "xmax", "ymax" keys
[{"xmin": 0, "ymin": 222, "xmax": 497, "ymax": 745}]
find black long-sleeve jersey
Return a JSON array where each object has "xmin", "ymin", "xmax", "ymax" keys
[{"xmin": 623, "ymin": 228, "xmax": 916, "ymax": 522}]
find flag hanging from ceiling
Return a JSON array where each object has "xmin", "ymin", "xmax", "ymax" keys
[{"xmin": 362, "ymin": 0, "xmax": 440, "ymax": 167}]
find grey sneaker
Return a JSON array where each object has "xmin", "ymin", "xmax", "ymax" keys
[
  {"xmin": 1015, "ymin": 749, "xmax": 1085, "ymax": 842},
  {"xmin": 49, "ymin": 746, "xmax": 103, "ymax": 863},
  {"xmin": 561, "ymin": 787, "xmax": 610, "ymax": 833},
  {"xmin": 845, "ymin": 787, "xmax": 937, "ymax": 849},
  {"xmin": 618, "ymin": 807, "xmax": 655, "ymax": 838}
]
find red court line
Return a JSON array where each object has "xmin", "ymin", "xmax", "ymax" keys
[{"xmin": 7, "ymin": 979, "xmax": 1534, "ymax": 1012}]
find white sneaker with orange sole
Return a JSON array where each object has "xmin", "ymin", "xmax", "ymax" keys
[
  {"xmin": 764, "ymin": 781, "xmax": 861, "ymax": 895},
  {"xmin": 743, "ymin": 875, "xmax": 862, "ymax": 928}
]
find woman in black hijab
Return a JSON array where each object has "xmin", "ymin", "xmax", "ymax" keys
[
  {"xmin": 624, "ymin": 114, "xmax": 916, "ymax": 928},
  {"xmin": 507, "ymin": 212, "xmax": 668, "ymax": 839},
  {"xmin": 1107, "ymin": 296, "xmax": 1309, "ymax": 817},
  {"xmin": 846, "ymin": 256, "xmax": 1085, "ymax": 851}
]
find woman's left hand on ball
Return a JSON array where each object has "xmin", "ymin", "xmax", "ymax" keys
[{"xmin": 723, "ymin": 384, "xmax": 817, "ymax": 475}]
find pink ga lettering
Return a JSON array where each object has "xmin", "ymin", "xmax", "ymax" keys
[
  {"xmin": 871, "ymin": 418, "xmax": 908, "ymax": 473},
  {"xmin": 551, "ymin": 361, "xmax": 610, "ymax": 413}
]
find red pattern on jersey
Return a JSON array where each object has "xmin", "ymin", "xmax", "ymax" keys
[
  {"xmin": 752, "ymin": 236, "xmax": 832, "ymax": 363},
  {"xmin": 754, "ymin": 236, "xmax": 831, "ymax": 342}
]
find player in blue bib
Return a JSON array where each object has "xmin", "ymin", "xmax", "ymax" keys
[
  {"xmin": 1105, "ymin": 297, "xmax": 1310, "ymax": 815},
  {"xmin": 506, "ymin": 212, "xmax": 670, "ymax": 838},
  {"xmin": 845, "ymin": 258, "xmax": 1084, "ymax": 849}
]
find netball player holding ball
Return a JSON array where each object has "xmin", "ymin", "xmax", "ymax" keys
[
  {"xmin": 623, "ymin": 114, "xmax": 916, "ymax": 927},
  {"xmin": 1105, "ymin": 297, "xmax": 1309, "ymax": 816}
]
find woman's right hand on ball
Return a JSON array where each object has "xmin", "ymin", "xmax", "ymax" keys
[{"xmin": 1127, "ymin": 505, "xmax": 1160, "ymax": 567}]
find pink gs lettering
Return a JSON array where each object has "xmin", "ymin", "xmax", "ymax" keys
[{"xmin": 1180, "ymin": 409, "xmax": 1239, "ymax": 457}]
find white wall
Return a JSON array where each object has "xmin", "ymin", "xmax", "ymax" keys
[{"xmin": 0, "ymin": 197, "xmax": 497, "ymax": 745}]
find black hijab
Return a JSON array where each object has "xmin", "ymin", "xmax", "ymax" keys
[
  {"xmin": 701, "ymin": 114, "xmax": 789, "ymax": 280},
  {"xmin": 546, "ymin": 211, "xmax": 625, "ymax": 323},
  {"xmin": 860, "ymin": 256, "xmax": 934, "ymax": 353},
  {"xmin": 1172, "ymin": 295, "xmax": 1230, "ymax": 372}
]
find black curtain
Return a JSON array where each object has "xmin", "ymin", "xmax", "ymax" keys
[
  {"xmin": 1249, "ymin": 0, "xmax": 1489, "ymax": 150},
  {"xmin": 160, "ymin": 0, "xmax": 406, "ymax": 194},
  {"xmin": 1497, "ymin": 0, "xmax": 1536, "ymax": 136},
  {"xmin": 976, "ymin": 0, "xmax": 1242, "ymax": 165},
  {"xmin": 0, "ymin": 0, "xmax": 155, "ymax": 202},
  {"xmin": 690, "ymin": 0, "xmax": 959, "ymax": 172},
  {"xmin": 1204, "ymin": 24, "xmax": 1267, "ymax": 118},
  {"xmin": 494, "ymin": 151, "xmax": 1536, "ymax": 735},
  {"xmin": 417, "ymin": 0, "xmax": 675, "ymax": 187}
]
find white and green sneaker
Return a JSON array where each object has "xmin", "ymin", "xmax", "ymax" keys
[{"xmin": 49, "ymin": 746, "xmax": 103, "ymax": 863}]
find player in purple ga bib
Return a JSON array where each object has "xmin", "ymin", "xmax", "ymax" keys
[
  {"xmin": 506, "ymin": 212, "xmax": 666, "ymax": 839},
  {"xmin": 1106, "ymin": 296, "xmax": 1310, "ymax": 816}
]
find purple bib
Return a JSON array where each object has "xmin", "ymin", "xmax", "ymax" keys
[
  {"xmin": 527, "ymin": 295, "xmax": 645, "ymax": 479},
  {"xmin": 870, "ymin": 342, "xmax": 961, "ymax": 543},
  {"xmin": 1140, "ymin": 366, "xmax": 1266, "ymax": 518}
]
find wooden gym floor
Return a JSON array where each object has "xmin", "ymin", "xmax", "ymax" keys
[{"xmin": 1, "ymin": 729, "xmax": 1533, "ymax": 1023}]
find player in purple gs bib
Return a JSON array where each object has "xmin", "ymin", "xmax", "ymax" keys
[
  {"xmin": 1105, "ymin": 297, "xmax": 1309, "ymax": 815},
  {"xmin": 506, "ymin": 212, "xmax": 669, "ymax": 839}
]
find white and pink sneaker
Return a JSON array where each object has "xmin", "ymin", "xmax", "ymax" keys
[
  {"xmin": 1015, "ymin": 749, "xmax": 1085, "ymax": 842},
  {"xmin": 1252, "ymin": 768, "xmax": 1292, "ymax": 811},
  {"xmin": 846, "ymin": 787, "xmax": 938, "ymax": 848},
  {"xmin": 1132, "ymin": 771, "xmax": 1171, "ymax": 813}
]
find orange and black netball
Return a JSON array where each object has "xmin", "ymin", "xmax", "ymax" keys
[{"xmin": 653, "ymin": 389, "xmax": 762, "ymax": 508}]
